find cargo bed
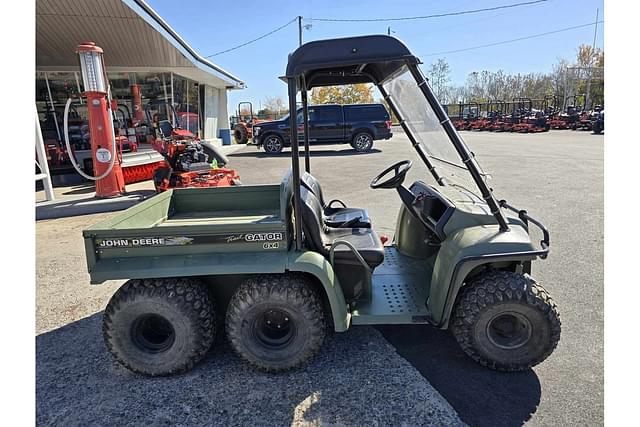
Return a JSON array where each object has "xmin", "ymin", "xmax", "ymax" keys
[{"xmin": 83, "ymin": 173, "xmax": 293, "ymax": 283}]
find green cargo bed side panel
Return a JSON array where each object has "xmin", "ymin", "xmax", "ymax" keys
[
  {"xmin": 429, "ymin": 223, "xmax": 539, "ymax": 326},
  {"xmin": 88, "ymin": 252, "xmax": 289, "ymax": 284},
  {"xmin": 286, "ymin": 251, "xmax": 350, "ymax": 332}
]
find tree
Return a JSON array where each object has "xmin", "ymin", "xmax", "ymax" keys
[
  {"xmin": 262, "ymin": 96, "xmax": 286, "ymax": 115},
  {"xmin": 575, "ymin": 44, "xmax": 604, "ymax": 108},
  {"xmin": 427, "ymin": 59, "xmax": 451, "ymax": 103},
  {"xmin": 311, "ymin": 84, "xmax": 374, "ymax": 104}
]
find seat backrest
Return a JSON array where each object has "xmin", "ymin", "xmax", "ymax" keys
[
  {"xmin": 158, "ymin": 120, "xmax": 174, "ymax": 138},
  {"xmin": 298, "ymin": 186, "xmax": 328, "ymax": 256},
  {"xmin": 301, "ymin": 172, "xmax": 326, "ymax": 207}
]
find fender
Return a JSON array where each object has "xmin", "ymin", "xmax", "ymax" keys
[
  {"xmin": 428, "ymin": 223, "xmax": 540, "ymax": 327},
  {"xmin": 287, "ymin": 250, "xmax": 350, "ymax": 332}
]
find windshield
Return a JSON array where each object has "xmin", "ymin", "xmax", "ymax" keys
[{"xmin": 382, "ymin": 68, "xmax": 489, "ymax": 195}]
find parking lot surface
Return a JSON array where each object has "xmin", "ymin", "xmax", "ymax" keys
[{"xmin": 36, "ymin": 129, "xmax": 603, "ymax": 425}]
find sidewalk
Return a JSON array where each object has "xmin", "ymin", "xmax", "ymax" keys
[{"xmin": 35, "ymin": 144, "xmax": 247, "ymax": 220}]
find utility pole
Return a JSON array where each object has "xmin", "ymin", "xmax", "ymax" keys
[
  {"xmin": 585, "ymin": 8, "xmax": 599, "ymax": 110},
  {"xmin": 298, "ymin": 16, "xmax": 303, "ymax": 46}
]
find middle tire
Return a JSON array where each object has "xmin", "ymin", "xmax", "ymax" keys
[{"xmin": 225, "ymin": 274, "xmax": 326, "ymax": 372}]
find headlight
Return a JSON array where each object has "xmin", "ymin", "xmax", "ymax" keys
[{"xmin": 253, "ymin": 127, "xmax": 260, "ymax": 136}]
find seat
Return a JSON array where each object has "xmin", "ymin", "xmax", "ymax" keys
[
  {"xmin": 301, "ymin": 172, "xmax": 372, "ymax": 228},
  {"xmin": 299, "ymin": 186, "xmax": 384, "ymax": 269},
  {"xmin": 158, "ymin": 120, "xmax": 173, "ymax": 138}
]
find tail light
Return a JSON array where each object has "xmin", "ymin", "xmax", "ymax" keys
[{"xmin": 385, "ymin": 120, "xmax": 392, "ymax": 129}]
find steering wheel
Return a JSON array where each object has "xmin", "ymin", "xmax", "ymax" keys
[{"xmin": 370, "ymin": 160, "xmax": 413, "ymax": 189}]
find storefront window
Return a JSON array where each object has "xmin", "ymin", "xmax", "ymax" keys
[
  {"xmin": 173, "ymin": 74, "xmax": 200, "ymax": 136},
  {"xmin": 35, "ymin": 70, "xmax": 205, "ymax": 173}
]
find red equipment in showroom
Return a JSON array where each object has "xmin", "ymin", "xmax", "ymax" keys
[{"xmin": 64, "ymin": 42, "xmax": 126, "ymax": 198}]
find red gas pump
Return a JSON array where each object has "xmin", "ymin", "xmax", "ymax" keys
[
  {"xmin": 130, "ymin": 83, "xmax": 144, "ymax": 123},
  {"xmin": 64, "ymin": 42, "xmax": 126, "ymax": 198}
]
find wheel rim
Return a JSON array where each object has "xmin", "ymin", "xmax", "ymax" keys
[
  {"xmin": 486, "ymin": 311, "xmax": 532, "ymax": 350},
  {"xmin": 253, "ymin": 309, "xmax": 295, "ymax": 349},
  {"xmin": 354, "ymin": 134, "xmax": 371, "ymax": 150},
  {"xmin": 265, "ymin": 136, "xmax": 281, "ymax": 152},
  {"xmin": 131, "ymin": 313, "xmax": 176, "ymax": 354}
]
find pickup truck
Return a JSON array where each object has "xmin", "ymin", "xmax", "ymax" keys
[{"xmin": 252, "ymin": 103, "xmax": 392, "ymax": 153}]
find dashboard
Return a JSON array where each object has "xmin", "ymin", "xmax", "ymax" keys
[{"xmin": 408, "ymin": 181, "xmax": 455, "ymax": 241}]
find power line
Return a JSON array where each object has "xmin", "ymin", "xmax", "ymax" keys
[
  {"xmin": 422, "ymin": 20, "xmax": 604, "ymax": 57},
  {"xmin": 205, "ymin": 17, "xmax": 298, "ymax": 57},
  {"xmin": 309, "ymin": 0, "xmax": 549, "ymax": 22}
]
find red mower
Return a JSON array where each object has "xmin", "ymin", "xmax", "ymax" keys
[
  {"xmin": 145, "ymin": 100, "xmax": 241, "ymax": 193},
  {"xmin": 548, "ymin": 95, "xmax": 582, "ymax": 130},
  {"xmin": 511, "ymin": 98, "xmax": 549, "ymax": 133}
]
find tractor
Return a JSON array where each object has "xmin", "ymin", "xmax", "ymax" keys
[{"xmin": 231, "ymin": 102, "xmax": 268, "ymax": 144}]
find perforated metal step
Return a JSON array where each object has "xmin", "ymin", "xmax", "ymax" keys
[{"xmin": 351, "ymin": 247, "xmax": 434, "ymax": 325}]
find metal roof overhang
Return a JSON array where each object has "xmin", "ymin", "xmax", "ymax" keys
[{"xmin": 36, "ymin": 0, "xmax": 245, "ymax": 90}]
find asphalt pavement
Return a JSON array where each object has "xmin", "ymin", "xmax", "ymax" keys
[{"xmin": 35, "ymin": 129, "xmax": 603, "ymax": 426}]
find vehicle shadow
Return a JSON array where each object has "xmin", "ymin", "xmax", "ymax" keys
[
  {"xmin": 229, "ymin": 148, "xmax": 383, "ymax": 158},
  {"xmin": 376, "ymin": 324, "xmax": 542, "ymax": 427},
  {"xmin": 37, "ymin": 314, "xmax": 464, "ymax": 426}
]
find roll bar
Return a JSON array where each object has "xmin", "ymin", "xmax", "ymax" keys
[{"xmin": 285, "ymin": 36, "xmax": 511, "ymax": 250}]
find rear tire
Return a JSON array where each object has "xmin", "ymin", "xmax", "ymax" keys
[
  {"xmin": 351, "ymin": 132, "xmax": 373, "ymax": 152},
  {"xmin": 450, "ymin": 270, "xmax": 561, "ymax": 372},
  {"xmin": 103, "ymin": 278, "xmax": 216, "ymax": 376},
  {"xmin": 226, "ymin": 274, "xmax": 326, "ymax": 372}
]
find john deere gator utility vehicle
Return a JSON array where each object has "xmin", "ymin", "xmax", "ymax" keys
[{"xmin": 84, "ymin": 35, "xmax": 560, "ymax": 376}]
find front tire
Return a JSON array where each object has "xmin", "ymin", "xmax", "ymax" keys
[
  {"xmin": 351, "ymin": 132, "xmax": 373, "ymax": 152},
  {"xmin": 262, "ymin": 134, "xmax": 284, "ymax": 154},
  {"xmin": 225, "ymin": 274, "xmax": 326, "ymax": 372},
  {"xmin": 450, "ymin": 270, "xmax": 561, "ymax": 372},
  {"xmin": 103, "ymin": 278, "xmax": 216, "ymax": 376}
]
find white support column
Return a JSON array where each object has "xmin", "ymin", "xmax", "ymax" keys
[
  {"xmin": 203, "ymin": 85, "xmax": 219, "ymax": 143},
  {"xmin": 35, "ymin": 108, "xmax": 54, "ymax": 202}
]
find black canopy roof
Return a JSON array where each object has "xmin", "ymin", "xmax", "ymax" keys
[{"xmin": 284, "ymin": 35, "xmax": 419, "ymax": 90}]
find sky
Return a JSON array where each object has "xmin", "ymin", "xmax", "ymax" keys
[{"xmin": 145, "ymin": 0, "xmax": 604, "ymax": 111}]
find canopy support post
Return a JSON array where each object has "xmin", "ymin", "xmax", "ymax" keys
[
  {"xmin": 287, "ymin": 78, "xmax": 304, "ymax": 251},
  {"xmin": 301, "ymin": 75, "xmax": 311, "ymax": 173}
]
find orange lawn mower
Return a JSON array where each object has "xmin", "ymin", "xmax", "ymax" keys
[
  {"xmin": 511, "ymin": 98, "xmax": 549, "ymax": 133},
  {"xmin": 548, "ymin": 95, "xmax": 582, "ymax": 130},
  {"xmin": 485, "ymin": 100, "xmax": 511, "ymax": 132},
  {"xmin": 450, "ymin": 102, "xmax": 480, "ymax": 130},
  {"xmin": 144, "ymin": 100, "xmax": 240, "ymax": 192},
  {"xmin": 469, "ymin": 101, "xmax": 504, "ymax": 131}
]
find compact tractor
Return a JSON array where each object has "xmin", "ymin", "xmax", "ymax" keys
[
  {"xmin": 84, "ymin": 35, "xmax": 560, "ymax": 376},
  {"xmin": 231, "ymin": 102, "xmax": 268, "ymax": 144},
  {"xmin": 145, "ymin": 100, "xmax": 241, "ymax": 192}
]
